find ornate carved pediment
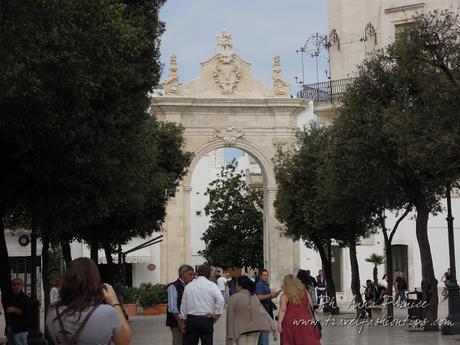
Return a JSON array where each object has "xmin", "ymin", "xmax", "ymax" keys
[
  {"xmin": 214, "ymin": 126, "xmax": 245, "ymax": 145},
  {"xmin": 213, "ymin": 53, "xmax": 241, "ymax": 94},
  {"xmin": 164, "ymin": 53, "xmax": 182, "ymax": 96},
  {"xmin": 167, "ymin": 32, "xmax": 290, "ymax": 98}
]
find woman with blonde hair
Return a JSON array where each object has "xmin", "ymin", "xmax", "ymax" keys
[{"xmin": 278, "ymin": 274, "xmax": 321, "ymax": 345}]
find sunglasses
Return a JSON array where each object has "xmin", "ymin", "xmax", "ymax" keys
[{"xmin": 12, "ymin": 283, "xmax": 22, "ymax": 286}]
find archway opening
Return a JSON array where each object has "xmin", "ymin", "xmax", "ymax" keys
[{"xmin": 189, "ymin": 147, "xmax": 266, "ymax": 273}]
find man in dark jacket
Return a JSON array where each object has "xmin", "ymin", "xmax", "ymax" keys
[
  {"xmin": 166, "ymin": 265, "xmax": 195, "ymax": 345},
  {"xmin": 6, "ymin": 278, "xmax": 31, "ymax": 345}
]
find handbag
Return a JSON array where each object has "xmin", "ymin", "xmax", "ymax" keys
[{"xmin": 307, "ymin": 302, "xmax": 322, "ymax": 340}]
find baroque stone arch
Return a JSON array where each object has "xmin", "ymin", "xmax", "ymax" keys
[
  {"xmin": 151, "ymin": 32, "xmax": 307, "ymax": 287},
  {"xmin": 184, "ymin": 138, "xmax": 274, "ymax": 188}
]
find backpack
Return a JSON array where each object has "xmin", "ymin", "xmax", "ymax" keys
[{"xmin": 55, "ymin": 305, "xmax": 97, "ymax": 345}]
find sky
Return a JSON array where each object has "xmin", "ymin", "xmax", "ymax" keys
[
  {"xmin": 158, "ymin": 1, "xmax": 329, "ymax": 163},
  {"xmin": 158, "ymin": 0, "xmax": 329, "ymax": 89}
]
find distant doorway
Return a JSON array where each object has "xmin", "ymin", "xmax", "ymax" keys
[
  {"xmin": 331, "ymin": 246, "xmax": 342, "ymax": 292},
  {"xmin": 392, "ymin": 244, "xmax": 409, "ymax": 283}
]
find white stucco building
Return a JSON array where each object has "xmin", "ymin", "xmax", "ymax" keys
[
  {"xmin": 298, "ymin": 0, "xmax": 460, "ymax": 302},
  {"xmin": 190, "ymin": 149, "xmax": 225, "ymax": 267}
]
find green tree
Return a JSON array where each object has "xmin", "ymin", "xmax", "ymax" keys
[
  {"xmin": 200, "ymin": 162, "xmax": 263, "ymax": 270},
  {"xmin": 365, "ymin": 254, "xmax": 386, "ymax": 285},
  {"xmin": 274, "ymin": 123, "xmax": 340, "ymax": 314},
  {"xmin": 337, "ymin": 9, "xmax": 460, "ymax": 329},
  {"xmin": 0, "ymin": 0, "xmax": 167, "ymax": 312},
  {"xmin": 76, "ymin": 119, "xmax": 192, "ymax": 282}
]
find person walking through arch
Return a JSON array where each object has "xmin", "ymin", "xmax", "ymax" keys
[
  {"xmin": 166, "ymin": 264, "xmax": 195, "ymax": 345},
  {"xmin": 180, "ymin": 264, "xmax": 225, "ymax": 345},
  {"xmin": 227, "ymin": 276, "xmax": 277, "ymax": 345},
  {"xmin": 46, "ymin": 257, "xmax": 131, "ymax": 345},
  {"xmin": 278, "ymin": 275, "xmax": 321, "ymax": 345}
]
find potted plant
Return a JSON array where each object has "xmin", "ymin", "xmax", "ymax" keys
[
  {"xmin": 155, "ymin": 284, "xmax": 168, "ymax": 314},
  {"xmin": 139, "ymin": 289, "xmax": 159, "ymax": 315},
  {"xmin": 124, "ymin": 287, "xmax": 140, "ymax": 316},
  {"xmin": 139, "ymin": 283, "xmax": 168, "ymax": 315}
]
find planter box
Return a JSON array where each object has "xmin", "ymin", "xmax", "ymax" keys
[
  {"xmin": 143, "ymin": 304, "xmax": 168, "ymax": 315},
  {"xmin": 124, "ymin": 303, "xmax": 138, "ymax": 316},
  {"xmin": 156, "ymin": 303, "xmax": 167, "ymax": 314}
]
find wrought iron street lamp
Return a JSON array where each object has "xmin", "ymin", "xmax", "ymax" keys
[{"xmin": 441, "ymin": 184, "xmax": 460, "ymax": 334}]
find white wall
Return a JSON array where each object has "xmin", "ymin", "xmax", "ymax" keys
[
  {"xmin": 190, "ymin": 149, "xmax": 225, "ymax": 266},
  {"xmin": 297, "ymin": 101, "xmax": 316, "ymax": 128},
  {"xmin": 328, "ymin": 0, "xmax": 458, "ymax": 80}
]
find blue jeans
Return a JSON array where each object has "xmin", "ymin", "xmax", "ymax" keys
[
  {"xmin": 396, "ymin": 290, "xmax": 406, "ymax": 303},
  {"xmin": 6, "ymin": 326, "xmax": 28, "ymax": 345},
  {"xmin": 258, "ymin": 331, "xmax": 268, "ymax": 345},
  {"xmin": 13, "ymin": 332, "xmax": 29, "ymax": 345}
]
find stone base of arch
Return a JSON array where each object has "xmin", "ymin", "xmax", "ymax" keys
[{"xmin": 153, "ymin": 97, "xmax": 306, "ymax": 287}]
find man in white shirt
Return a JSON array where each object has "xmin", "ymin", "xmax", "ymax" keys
[
  {"xmin": 216, "ymin": 272, "xmax": 228, "ymax": 298},
  {"xmin": 180, "ymin": 264, "xmax": 225, "ymax": 345}
]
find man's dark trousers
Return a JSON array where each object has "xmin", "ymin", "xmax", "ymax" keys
[{"xmin": 184, "ymin": 315, "xmax": 214, "ymax": 345}]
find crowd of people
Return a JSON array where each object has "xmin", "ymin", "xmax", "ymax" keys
[
  {"xmin": 166, "ymin": 265, "xmax": 322, "ymax": 345},
  {"xmin": 4, "ymin": 257, "xmax": 453, "ymax": 345}
]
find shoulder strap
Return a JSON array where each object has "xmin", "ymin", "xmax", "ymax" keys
[
  {"xmin": 71, "ymin": 306, "xmax": 98, "ymax": 343},
  {"xmin": 56, "ymin": 306, "xmax": 72, "ymax": 343}
]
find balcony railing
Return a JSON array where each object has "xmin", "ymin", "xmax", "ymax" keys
[{"xmin": 296, "ymin": 77, "xmax": 356, "ymax": 102}]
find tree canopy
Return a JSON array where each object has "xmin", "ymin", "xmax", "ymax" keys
[
  {"xmin": 336, "ymin": 9, "xmax": 460, "ymax": 328},
  {"xmin": 0, "ymin": 0, "xmax": 194, "ymax": 309},
  {"xmin": 200, "ymin": 162, "xmax": 263, "ymax": 270}
]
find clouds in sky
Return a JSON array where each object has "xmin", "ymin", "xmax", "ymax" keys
[{"xmin": 159, "ymin": 1, "xmax": 329, "ymax": 92}]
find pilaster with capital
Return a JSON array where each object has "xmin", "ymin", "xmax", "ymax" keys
[{"xmin": 264, "ymin": 185, "xmax": 299, "ymax": 288}]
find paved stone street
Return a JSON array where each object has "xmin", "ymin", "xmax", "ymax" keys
[
  {"xmin": 2, "ymin": 301, "xmax": 460, "ymax": 344},
  {"xmin": 128, "ymin": 301, "xmax": 460, "ymax": 345}
]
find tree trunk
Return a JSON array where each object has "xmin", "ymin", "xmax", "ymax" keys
[
  {"xmin": 61, "ymin": 239, "xmax": 72, "ymax": 268},
  {"xmin": 415, "ymin": 204, "xmax": 439, "ymax": 331},
  {"xmin": 90, "ymin": 241, "xmax": 99, "ymax": 263},
  {"xmin": 0, "ymin": 206, "xmax": 13, "ymax": 328},
  {"xmin": 103, "ymin": 243, "xmax": 114, "ymax": 284},
  {"xmin": 315, "ymin": 239, "xmax": 339, "ymax": 314},
  {"xmin": 349, "ymin": 237, "xmax": 365, "ymax": 318},
  {"xmin": 385, "ymin": 241, "xmax": 394, "ymax": 321},
  {"xmin": 373, "ymin": 265, "xmax": 378, "ymax": 285},
  {"xmin": 380, "ymin": 206, "xmax": 411, "ymax": 321},
  {"xmin": 41, "ymin": 226, "xmax": 51, "ymax": 313}
]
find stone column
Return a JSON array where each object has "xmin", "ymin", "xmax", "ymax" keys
[
  {"xmin": 182, "ymin": 186, "xmax": 192, "ymax": 265},
  {"xmin": 265, "ymin": 186, "xmax": 299, "ymax": 288},
  {"xmin": 160, "ymin": 186, "xmax": 186, "ymax": 283}
]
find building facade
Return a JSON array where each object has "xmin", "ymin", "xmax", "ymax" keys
[{"xmin": 297, "ymin": 0, "xmax": 460, "ymax": 301}]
